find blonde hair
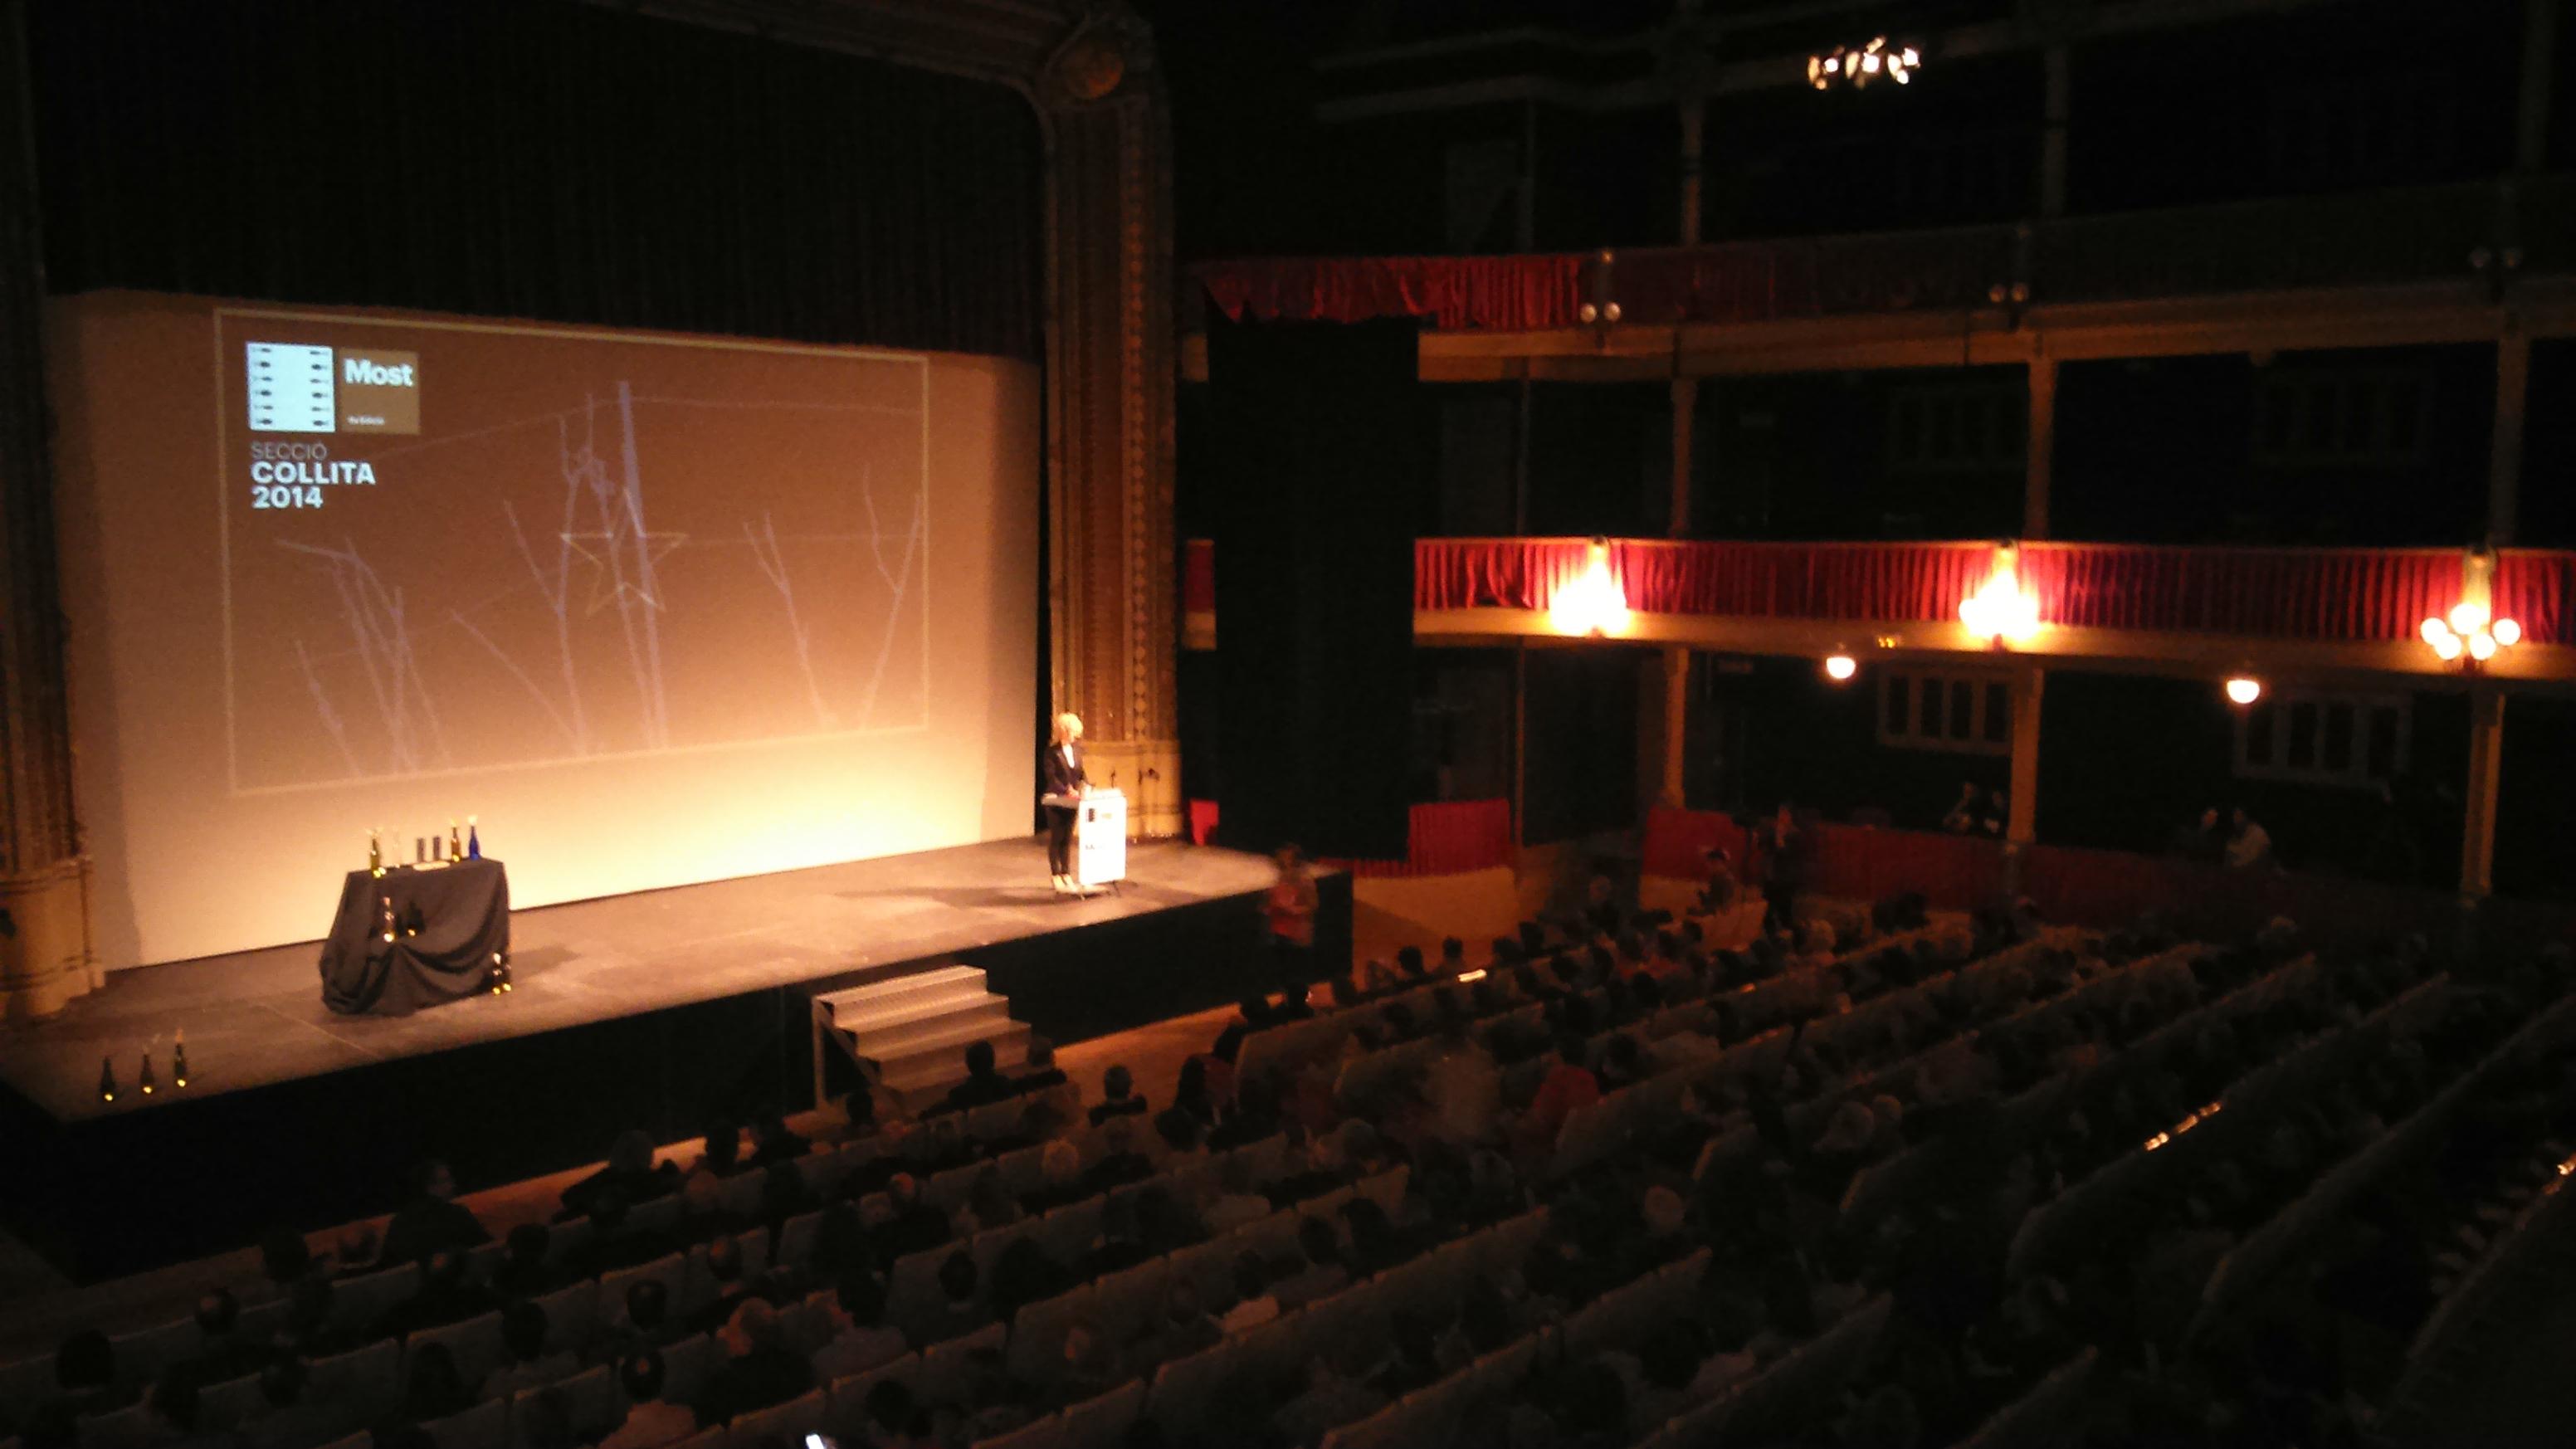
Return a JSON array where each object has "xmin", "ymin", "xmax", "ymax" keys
[{"xmin": 1051, "ymin": 712, "xmax": 1084, "ymax": 745}]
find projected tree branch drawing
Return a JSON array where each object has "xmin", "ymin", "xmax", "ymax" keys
[{"xmin": 225, "ymin": 329, "xmax": 932, "ymax": 793}]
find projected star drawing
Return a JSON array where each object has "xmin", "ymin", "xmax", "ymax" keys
[{"xmin": 234, "ymin": 344, "xmax": 932, "ymax": 791}]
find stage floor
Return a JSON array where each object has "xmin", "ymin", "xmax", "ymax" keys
[{"xmin": 0, "ymin": 838, "xmax": 1278, "ymax": 1125}]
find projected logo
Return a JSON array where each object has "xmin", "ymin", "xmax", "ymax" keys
[{"xmin": 246, "ymin": 342, "xmax": 422, "ymax": 435}]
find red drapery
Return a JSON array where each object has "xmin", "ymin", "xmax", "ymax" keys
[
  {"xmin": 1197, "ymin": 256, "xmax": 1585, "ymax": 333},
  {"xmin": 1342, "ymin": 799, "xmax": 1514, "ymax": 879},
  {"xmin": 2019, "ymin": 544, "xmax": 2465, "ymax": 643},
  {"xmin": 1408, "ymin": 538, "xmax": 2500, "ymax": 645},
  {"xmin": 1183, "ymin": 539, "xmax": 1215, "ymax": 614},
  {"xmin": 2494, "ymin": 551, "xmax": 2574, "ymax": 647},
  {"xmin": 1641, "ymin": 807, "xmax": 1752, "ymax": 881},
  {"xmin": 1805, "ymin": 824, "xmax": 2005, "ymax": 913}
]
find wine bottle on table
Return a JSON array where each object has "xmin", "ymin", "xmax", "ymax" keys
[
  {"xmin": 368, "ymin": 830, "xmax": 383, "ymax": 877},
  {"xmin": 467, "ymin": 817, "xmax": 481, "ymax": 861},
  {"xmin": 173, "ymin": 1029, "xmax": 190, "ymax": 1089},
  {"xmin": 139, "ymin": 1049, "xmax": 155, "ymax": 1096},
  {"xmin": 449, "ymin": 820, "xmax": 464, "ymax": 862}
]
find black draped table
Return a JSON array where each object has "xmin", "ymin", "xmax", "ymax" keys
[{"xmin": 319, "ymin": 858, "xmax": 511, "ymax": 1016}]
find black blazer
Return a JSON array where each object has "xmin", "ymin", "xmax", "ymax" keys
[{"xmin": 1042, "ymin": 742, "xmax": 1087, "ymax": 805}]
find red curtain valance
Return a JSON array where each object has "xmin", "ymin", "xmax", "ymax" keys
[
  {"xmin": 1197, "ymin": 256, "xmax": 1584, "ymax": 332},
  {"xmin": 2494, "ymin": 552, "xmax": 2575, "ymax": 648}
]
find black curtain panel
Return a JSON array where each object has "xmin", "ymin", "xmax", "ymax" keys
[
  {"xmin": 25, "ymin": 0, "xmax": 1041, "ymax": 359},
  {"xmin": 1207, "ymin": 315, "xmax": 1417, "ymax": 860}
]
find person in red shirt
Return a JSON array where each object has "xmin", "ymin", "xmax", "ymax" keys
[
  {"xmin": 1525, "ymin": 1032, "xmax": 1602, "ymax": 1144},
  {"xmin": 1265, "ymin": 844, "xmax": 1319, "ymax": 978}
]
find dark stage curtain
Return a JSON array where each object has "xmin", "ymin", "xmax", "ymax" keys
[
  {"xmin": 27, "ymin": 0, "xmax": 1041, "ymax": 358},
  {"xmin": 1207, "ymin": 317, "xmax": 1417, "ymax": 860}
]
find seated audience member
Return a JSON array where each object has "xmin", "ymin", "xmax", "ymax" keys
[
  {"xmin": 591, "ymin": 1279, "xmax": 681, "ymax": 1368},
  {"xmin": 489, "ymin": 1222, "xmax": 559, "ymax": 1299},
  {"xmin": 571, "ymin": 1191, "xmax": 676, "ymax": 1279},
  {"xmin": 683, "ymin": 1234, "xmax": 761, "ymax": 1335},
  {"xmin": 1267, "ymin": 987, "xmax": 1315, "ymax": 1022},
  {"xmin": 1018, "ymin": 1140, "xmax": 1088, "ymax": 1217},
  {"xmin": 1076, "ymin": 1198, "xmax": 1152, "ymax": 1281},
  {"xmin": 380, "ymin": 1159, "xmax": 490, "ymax": 1268},
  {"xmin": 1087, "ymin": 1065, "xmax": 1147, "ymax": 1126},
  {"xmin": 1080, "ymin": 1119, "xmax": 1154, "ymax": 1196},
  {"xmin": 483, "ymin": 1300, "xmax": 574, "ymax": 1401},
  {"xmin": 1697, "ymin": 846, "xmax": 1740, "ymax": 912},
  {"xmin": 1050, "ymin": 1320, "xmax": 1120, "ymax": 1409},
  {"xmin": 559, "ymin": 1130, "xmax": 680, "ymax": 1220},
  {"xmin": 812, "ymin": 1272, "xmax": 909, "ymax": 1383},
  {"xmin": 598, "ymin": 1351, "xmax": 694, "ymax": 1449},
  {"xmin": 673, "ymin": 1171, "xmax": 739, "ymax": 1245},
  {"xmin": 856, "ymin": 1381, "xmax": 924, "ymax": 1449},
  {"xmin": 694, "ymin": 1120, "xmax": 746, "ymax": 1179},
  {"xmin": 973, "ymin": 1235, "xmax": 1066, "ymax": 1329},
  {"xmin": 142, "ymin": 1373, "xmax": 228, "ymax": 1449},
  {"xmin": 240, "ymin": 1358, "xmax": 337, "ymax": 1449},
  {"xmin": 1439, "ymin": 937, "xmax": 1468, "ymax": 973},
  {"xmin": 42, "ymin": 1330, "xmax": 126, "ymax": 1420},
  {"xmin": 877, "ymin": 1174, "xmax": 950, "ymax": 1266},
  {"xmin": 327, "ymin": 1226, "xmax": 382, "ymax": 1281},
  {"xmin": 373, "ymin": 1247, "xmax": 496, "ymax": 1340},
  {"xmin": 276, "ymin": 1274, "xmax": 349, "ymax": 1361},
  {"xmin": 920, "ymin": 1251, "xmax": 989, "ymax": 1346},
  {"xmin": 755, "ymin": 1160, "xmax": 815, "ymax": 1237},
  {"xmin": 176, "ymin": 1288, "xmax": 275, "ymax": 1389},
  {"xmin": 1360, "ymin": 957, "xmax": 1401, "ymax": 996},
  {"xmin": 693, "ymin": 1300, "xmax": 812, "ymax": 1427},
  {"xmin": 944, "ymin": 1041, "xmax": 1019, "ymax": 1112},
  {"xmin": 1217, "ymin": 1254, "xmax": 1280, "ymax": 1335},
  {"xmin": 747, "ymin": 1115, "xmax": 809, "ymax": 1168},
  {"xmin": 962, "ymin": 1164, "xmax": 1023, "ymax": 1236},
  {"xmin": 398, "ymin": 1343, "xmax": 473, "ymax": 1426},
  {"xmin": 1014, "ymin": 1037, "xmax": 1068, "ymax": 1095},
  {"xmin": 1394, "ymin": 944, "xmax": 1428, "ymax": 983},
  {"xmin": 1201, "ymin": 1155, "xmax": 1272, "ymax": 1235},
  {"xmin": 1152, "ymin": 1105, "xmax": 1205, "ymax": 1158},
  {"xmin": 1939, "ymin": 782, "xmax": 1987, "ymax": 835},
  {"xmin": 1525, "ymin": 1032, "xmax": 1604, "ymax": 1143},
  {"xmin": 256, "ymin": 1229, "xmax": 318, "ymax": 1300},
  {"xmin": 2226, "ymin": 806, "xmax": 2276, "ymax": 870},
  {"xmin": 1270, "ymin": 1217, "xmax": 1349, "ymax": 1310}
]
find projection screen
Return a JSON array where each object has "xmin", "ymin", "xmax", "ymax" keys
[{"xmin": 48, "ymin": 293, "xmax": 1039, "ymax": 968}]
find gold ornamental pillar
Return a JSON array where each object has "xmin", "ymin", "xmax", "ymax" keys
[
  {"xmin": 0, "ymin": 0, "xmax": 95, "ymax": 1020},
  {"xmin": 1036, "ymin": 12, "xmax": 1182, "ymax": 839}
]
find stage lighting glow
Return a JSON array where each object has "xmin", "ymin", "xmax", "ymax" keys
[
  {"xmin": 2433, "ymin": 631, "xmax": 2463, "ymax": 661},
  {"xmin": 2422, "ymin": 603, "xmax": 2520, "ymax": 670},
  {"xmin": 2421, "ymin": 617, "xmax": 2448, "ymax": 646},
  {"xmin": 2225, "ymin": 677, "xmax": 2261, "ymax": 705},
  {"xmin": 2469, "ymin": 630, "xmax": 2497, "ymax": 661},
  {"xmin": 1823, "ymin": 654, "xmax": 1857, "ymax": 681},
  {"xmin": 2493, "ymin": 617, "xmax": 2521, "ymax": 646},
  {"xmin": 2449, "ymin": 601, "xmax": 2489, "ymax": 636}
]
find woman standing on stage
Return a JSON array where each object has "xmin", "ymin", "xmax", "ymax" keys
[{"xmin": 1042, "ymin": 712, "xmax": 1090, "ymax": 895}]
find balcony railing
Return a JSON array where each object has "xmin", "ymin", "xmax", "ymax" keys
[
  {"xmin": 1185, "ymin": 537, "xmax": 2576, "ymax": 651},
  {"xmin": 1194, "ymin": 176, "xmax": 2570, "ymax": 334}
]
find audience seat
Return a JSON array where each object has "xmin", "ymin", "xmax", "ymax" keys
[
  {"xmin": 725, "ymin": 1386, "xmax": 824, "ymax": 1447},
  {"xmin": 417, "ymin": 1398, "xmax": 506, "ymax": 1449},
  {"xmin": 407, "ymin": 1308, "xmax": 508, "ymax": 1394}
]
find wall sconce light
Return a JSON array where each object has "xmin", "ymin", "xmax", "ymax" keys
[
  {"xmin": 2225, "ymin": 677, "xmax": 2262, "ymax": 705},
  {"xmin": 1960, "ymin": 544, "xmax": 2041, "ymax": 648},
  {"xmin": 1549, "ymin": 538, "xmax": 1632, "ymax": 638},
  {"xmin": 1822, "ymin": 652, "xmax": 1857, "ymax": 682}
]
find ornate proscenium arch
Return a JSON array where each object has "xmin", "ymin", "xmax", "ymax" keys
[{"xmin": 0, "ymin": 0, "xmax": 1179, "ymax": 1018}]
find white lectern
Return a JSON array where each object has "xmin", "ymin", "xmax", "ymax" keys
[{"xmin": 1076, "ymin": 788, "xmax": 1127, "ymax": 890}]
